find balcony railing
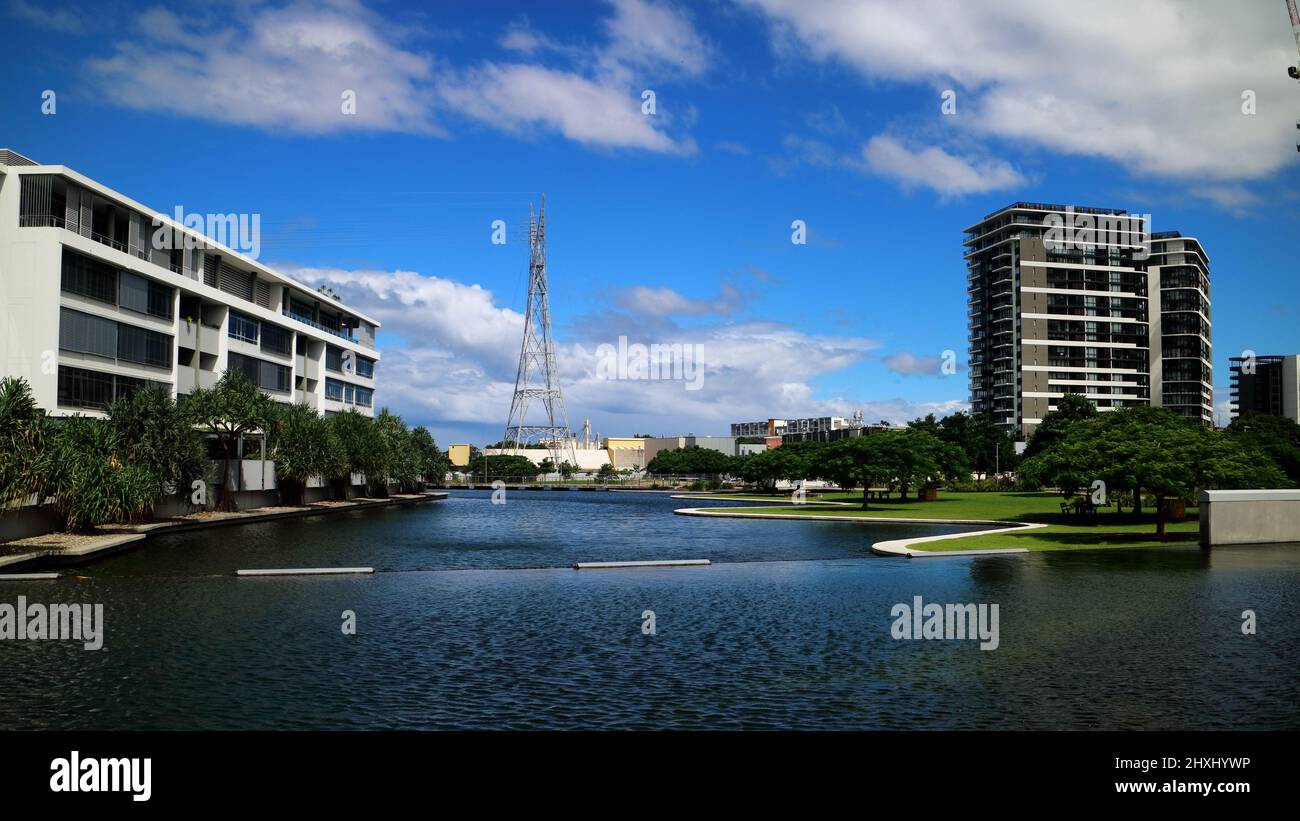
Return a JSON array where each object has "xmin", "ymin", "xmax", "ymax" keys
[{"xmin": 285, "ymin": 310, "xmax": 357, "ymax": 342}]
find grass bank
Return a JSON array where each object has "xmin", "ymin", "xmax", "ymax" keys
[{"xmin": 693, "ymin": 491, "xmax": 1200, "ymax": 553}]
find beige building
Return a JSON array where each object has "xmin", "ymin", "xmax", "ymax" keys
[{"xmin": 965, "ymin": 202, "xmax": 1212, "ymax": 436}]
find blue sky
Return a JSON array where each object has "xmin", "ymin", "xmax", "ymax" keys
[{"xmin": 2, "ymin": 0, "xmax": 1298, "ymax": 445}]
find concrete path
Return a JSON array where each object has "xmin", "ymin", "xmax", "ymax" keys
[{"xmin": 673, "ymin": 506, "xmax": 1039, "ymax": 558}]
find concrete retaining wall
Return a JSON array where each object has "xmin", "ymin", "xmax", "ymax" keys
[{"xmin": 1200, "ymin": 489, "xmax": 1300, "ymax": 546}]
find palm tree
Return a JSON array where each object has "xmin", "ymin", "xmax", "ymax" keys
[
  {"xmin": 331, "ymin": 409, "xmax": 386, "ymax": 498},
  {"xmin": 46, "ymin": 416, "xmax": 156, "ymax": 531},
  {"xmin": 270, "ymin": 403, "xmax": 344, "ymax": 505},
  {"xmin": 107, "ymin": 383, "xmax": 205, "ymax": 508},
  {"xmin": 0, "ymin": 377, "xmax": 48, "ymax": 512},
  {"xmin": 181, "ymin": 371, "xmax": 276, "ymax": 511}
]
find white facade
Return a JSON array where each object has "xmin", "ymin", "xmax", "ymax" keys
[{"xmin": 0, "ymin": 149, "xmax": 380, "ymax": 417}]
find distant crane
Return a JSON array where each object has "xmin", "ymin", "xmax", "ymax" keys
[{"xmin": 1288, "ymin": 0, "xmax": 1300, "ymax": 79}]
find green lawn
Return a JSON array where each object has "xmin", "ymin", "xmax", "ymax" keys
[{"xmin": 692, "ymin": 491, "xmax": 1200, "ymax": 552}]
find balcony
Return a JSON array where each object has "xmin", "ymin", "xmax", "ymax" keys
[
  {"xmin": 285, "ymin": 310, "xmax": 358, "ymax": 343},
  {"xmin": 178, "ymin": 320, "xmax": 221, "ymax": 356},
  {"xmin": 177, "ymin": 367, "xmax": 218, "ymax": 395}
]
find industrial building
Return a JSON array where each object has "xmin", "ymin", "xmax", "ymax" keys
[{"xmin": 731, "ymin": 417, "xmax": 850, "ymax": 437}]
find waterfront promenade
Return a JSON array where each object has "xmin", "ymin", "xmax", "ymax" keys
[{"xmin": 0, "ymin": 492, "xmax": 447, "ymax": 572}]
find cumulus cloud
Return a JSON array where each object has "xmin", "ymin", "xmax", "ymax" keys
[
  {"xmin": 84, "ymin": 0, "xmax": 700, "ymax": 152},
  {"xmin": 437, "ymin": 63, "xmax": 687, "ymax": 153},
  {"xmin": 861, "ymin": 136, "xmax": 1026, "ymax": 198},
  {"xmin": 881, "ymin": 350, "xmax": 945, "ymax": 376},
  {"xmin": 612, "ymin": 284, "xmax": 746, "ymax": 317},
  {"xmin": 741, "ymin": 0, "xmax": 1298, "ymax": 183},
  {"xmin": 86, "ymin": 2, "xmax": 440, "ymax": 134},
  {"xmin": 271, "ymin": 265, "xmax": 911, "ymax": 440}
]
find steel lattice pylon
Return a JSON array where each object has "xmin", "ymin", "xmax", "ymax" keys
[{"xmin": 502, "ymin": 198, "xmax": 578, "ymax": 467}]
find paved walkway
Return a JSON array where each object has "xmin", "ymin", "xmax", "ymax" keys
[
  {"xmin": 0, "ymin": 492, "xmax": 447, "ymax": 572},
  {"xmin": 673, "ymin": 505, "xmax": 1037, "ymax": 558}
]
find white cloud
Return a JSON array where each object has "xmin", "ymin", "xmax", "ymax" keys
[
  {"xmin": 598, "ymin": 0, "xmax": 711, "ymax": 82},
  {"xmin": 613, "ymin": 284, "xmax": 745, "ymax": 316},
  {"xmin": 741, "ymin": 0, "xmax": 1299, "ymax": 182},
  {"xmin": 84, "ymin": 0, "xmax": 701, "ymax": 152},
  {"xmin": 8, "ymin": 0, "xmax": 86, "ymax": 33},
  {"xmin": 881, "ymin": 350, "xmax": 944, "ymax": 376},
  {"xmin": 87, "ymin": 1, "xmax": 440, "ymax": 134},
  {"xmin": 273, "ymin": 265, "xmax": 907, "ymax": 438},
  {"xmin": 862, "ymin": 136, "xmax": 1026, "ymax": 197},
  {"xmin": 438, "ymin": 62, "xmax": 689, "ymax": 153}
]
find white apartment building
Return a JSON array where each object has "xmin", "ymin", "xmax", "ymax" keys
[{"xmin": 0, "ymin": 149, "xmax": 379, "ymax": 417}]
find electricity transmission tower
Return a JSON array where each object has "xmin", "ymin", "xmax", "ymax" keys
[{"xmin": 502, "ymin": 197, "xmax": 578, "ymax": 467}]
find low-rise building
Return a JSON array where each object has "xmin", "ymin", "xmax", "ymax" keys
[{"xmin": 0, "ymin": 148, "xmax": 380, "ymax": 416}]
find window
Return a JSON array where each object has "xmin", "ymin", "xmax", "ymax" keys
[
  {"xmin": 325, "ymin": 378, "xmax": 344, "ymax": 401},
  {"xmin": 59, "ymin": 308, "xmax": 117, "ymax": 359},
  {"xmin": 229, "ymin": 311, "xmax": 259, "ymax": 344},
  {"xmin": 58, "ymin": 366, "xmax": 114, "ymax": 409},
  {"xmin": 325, "ymin": 345, "xmax": 344, "ymax": 373},
  {"xmin": 260, "ymin": 323, "xmax": 291, "ymax": 356},
  {"xmin": 118, "ymin": 270, "xmax": 173, "ymax": 319},
  {"xmin": 259, "ymin": 359, "xmax": 290, "ymax": 393},
  {"xmin": 355, "ymin": 356, "xmax": 375, "ymax": 378},
  {"xmin": 354, "ymin": 386, "xmax": 373, "ymax": 408},
  {"xmin": 117, "ymin": 323, "xmax": 172, "ymax": 369},
  {"xmin": 229, "ymin": 352, "xmax": 289, "ymax": 393},
  {"xmin": 61, "ymin": 250, "xmax": 117, "ymax": 304}
]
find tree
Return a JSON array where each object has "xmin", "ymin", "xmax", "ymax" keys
[
  {"xmin": 45, "ymin": 417, "xmax": 156, "ymax": 531},
  {"xmin": 107, "ymin": 383, "xmax": 205, "ymax": 507},
  {"xmin": 1019, "ymin": 405, "xmax": 1287, "ymax": 537},
  {"xmin": 331, "ymin": 409, "xmax": 387, "ymax": 497},
  {"xmin": 735, "ymin": 442, "xmax": 818, "ymax": 491},
  {"xmin": 558, "ymin": 460, "xmax": 576, "ymax": 479},
  {"xmin": 646, "ymin": 446, "xmax": 735, "ymax": 476},
  {"xmin": 468, "ymin": 453, "xmax": 541, "ymax": 480},
  {"xmin": 1226, "ymin": 414, "xmax": 1300, "ymax": 487},
  {"xmin": 597, "ymin": 462, "xmax": 618, "ymax": 480},
  {"xmin": 1023, "ymin": 392, "xmax": 1096, "ymax": 460},
  {"xmin": 0, "ymin": 377, "xmax": 48, "ymax": 512},
  {"xmin": 936, "ymin": 411, "xmax": 1014, "ymax": 478},
  {"xmin": 409, "ymin": 427, "xmax": 450, "ymax": 485},
  {"xmin": 822, "ymin": 435, "xmax": 892, "ymax": 509},
  {"xmin": 270, "ymin": 403, "xmax": 344, "ymax": 505},
  {"xmin": 537, "ymin": 457, "xmax": 557, "ymax": 476},
  {"xmin": 374, "ymin": 408, "xmax": 421, "ymax": 494},
  {"xmin": 182, "ymin": 371, "xmax": 276, "ymax": 511}
]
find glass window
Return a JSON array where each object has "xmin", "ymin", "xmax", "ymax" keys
[
  {"xmin": 59, "ymin": 308, "xmax": 118, "ymax": 359},
  {"xmin": 61, "ymin": 249, "xmax": 117, "ymax": 304},
  {"xmin": 260, "ymin": 323, "xmax": 291, "ymax": 356},
  {"xmin": 117, "ymin": 323, "xmax": 172, "ymax": 369},
  {"xmin": 325, "ymin": 378, "xmax": 344, "ymax": 401},
  {"xmin": 325, "ymin": 345, "xmax": 343, "ymax": 373},
  {"xmin": 57, "ymin": 366, "xmax": 114, "ymax": 409},
  {"xmin": 229, "ymin": 311, "xmax": 259, "ymax": 344},
  {"xmin": 355, "ymin": 356, "xmax": 374, "ymax": 378}
]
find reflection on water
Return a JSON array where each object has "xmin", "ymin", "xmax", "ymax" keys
[{"xmin": 1, "ymin": 491, "xmax": 1296, "ymax": 730}]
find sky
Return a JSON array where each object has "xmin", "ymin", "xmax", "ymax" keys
[{"xmin": 2, "ymin": 0, "xmax": 1298, "ymax": 445}]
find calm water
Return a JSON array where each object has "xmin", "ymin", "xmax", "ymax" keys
[{"xmin": 1, "ymin": 490, "xmax": 1297, "ymax": 730}]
